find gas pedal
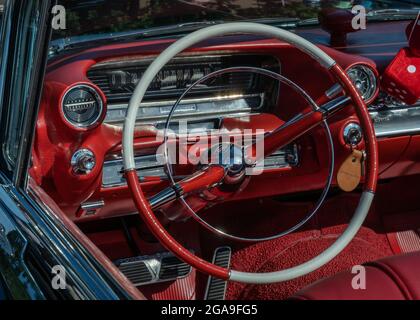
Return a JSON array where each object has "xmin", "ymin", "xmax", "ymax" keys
[
  {"xmin": 396, "ymin": 229, "xmax": 420, "ymax": 253},
  {"xmin": 115, "ymin": 252, "xmax": 192, "ymax": 286},
  {"xmin": 205, "ymin": 247, "xmax": 232, "ymax": 300}
]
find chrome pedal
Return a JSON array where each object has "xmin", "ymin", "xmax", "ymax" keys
[
  {"xmin": 205, "ymin": 247, "xmax": 232, "ymax": 300},
  {"xmin": 115, "ymin": 252, "xmax": 192, "ymax": 286}
]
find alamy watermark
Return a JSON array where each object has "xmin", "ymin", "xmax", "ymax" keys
[
  {"xmin": 50, "ymin": 4, "xmax": 369, "ymax": 32},
  {"xmin": 351, "ymin": 265, "xmax": 366, "ymax": 290},
  {"xmin": 52, "ymin": 5, "xmax": 66, "ymax": 30},
  {"xmin": 51, "ymin": 265, "xmax": 67, "ymax": 290},
  {"xmin": 351, "ymin": 5, "xmax": 367, "ymax": 30},
  {"xmin": 154, "ymin": 120, "xmax": 266, "ymax": 176}
]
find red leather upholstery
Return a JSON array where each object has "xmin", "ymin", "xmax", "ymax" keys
[{"xmin": 293, "ymin": 251, "xmax": 420, "ymax": 300}]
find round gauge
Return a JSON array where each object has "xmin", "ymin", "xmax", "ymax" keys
[
  {"xmin": 61, "ymin": 84, "xmax": 104, "ymax": 128},
  {"xmin": 346, "ymin": 64, "xmax": 378, "ymax": 103}
]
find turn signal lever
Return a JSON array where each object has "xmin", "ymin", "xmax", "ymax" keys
[{"xmin": 148, "ymin": 166, "xmax": 225, "ymax": 210}]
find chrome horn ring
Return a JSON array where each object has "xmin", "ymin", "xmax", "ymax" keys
[{"xmin": 162, "ymin": 66, "xmax": 335, "ymax": 242}]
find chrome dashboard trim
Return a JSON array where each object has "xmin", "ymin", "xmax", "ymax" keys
[
  {"xmin": 102, "ymin": 154, "xmax": 166, "ymax": 188},
  {"xmin": 102, "ymin": 145, "xmax": 298, "ymax": 189},
  {"xmin": 81, "ymin": 200, "xmax": 105, "ymax": 211},
  {"xmin": 370, "ymin": 93, "xmax": 420, "ymax": 138},
  {"xmin": 371, "ymin": 105, "xmax": 420, "ymax": 138},
  {"xmin": 105, "ymin": 93, "xmax": 264, "ymax": 125},
  {"xmin": 107, "ymin": 93, "xmax": 263, "ymax": 109}
]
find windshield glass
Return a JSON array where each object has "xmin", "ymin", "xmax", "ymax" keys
[{"xmin": 53, "ymin": 0, "xmax": 420, "ymax": 40}]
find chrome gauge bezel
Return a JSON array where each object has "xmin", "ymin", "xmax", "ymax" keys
[
  {"xmin": 61, "ymin": 84, "xmax": 104, "ymax": 129},
  {"xmin": 346, "ymin": 64, "xmax": 378, "ymax": 103}
]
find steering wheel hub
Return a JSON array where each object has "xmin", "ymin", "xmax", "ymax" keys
[{"xmin": 203, "ymin": 143, "xmax": 246, "ymax": 184}]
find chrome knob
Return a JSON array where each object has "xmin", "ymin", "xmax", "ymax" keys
[
  {"xmin": 71, "ymin": 149, "xmax": 96, "ymax": 174},
  {"xmin": 343, "ymin": 123, "xmax": 363, "ymax": 146}
]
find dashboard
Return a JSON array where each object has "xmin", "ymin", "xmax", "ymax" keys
[{"xmin": 34, "ymin": 22, "xmax": 420, "ymax": 222}]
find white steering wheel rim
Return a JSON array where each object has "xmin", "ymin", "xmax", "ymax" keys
[{"xmin": 123, "ymin": 22, "xmax": 375, "ymax": 284}]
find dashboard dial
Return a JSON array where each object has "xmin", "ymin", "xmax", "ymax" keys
[
  {"xmin": 62, "ymin": 84, "xmax": 104, "ymax": 128},
  {"xmin": 346, "ymin": 64, "xmax": 378, "ymax": 103}
]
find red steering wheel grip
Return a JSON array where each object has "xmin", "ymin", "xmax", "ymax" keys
[
  {"xmin": 125, "ymin": 169, "xmax": 230, "ymax": 280},
  {"xmin": 331, "ymin": 64, "xmax": 378, "ymax": 193}
]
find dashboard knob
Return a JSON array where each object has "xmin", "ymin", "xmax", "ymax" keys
[
  {"xmin": 71, "ymin": 149, "xmax": 96, "ymax": 174},
  {"xmin": 343, "ymin": 123, "xmax": 363, "ymax": 146}
]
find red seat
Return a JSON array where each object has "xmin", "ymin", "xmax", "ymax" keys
[{"xmin": 293, "ymin": 251, "xmax": 420, "ymax": 300}]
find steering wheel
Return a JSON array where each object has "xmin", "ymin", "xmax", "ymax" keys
[{"xmin": 123, "ymin": 22, "xmax": 378, "ymax": 284}]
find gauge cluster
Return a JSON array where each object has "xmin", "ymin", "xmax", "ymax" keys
[{"xmin": 87, "ymin": 54, "xmax": 280, "ymax": 129}]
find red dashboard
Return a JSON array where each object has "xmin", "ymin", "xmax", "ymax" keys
[{"xmin": 32, "ymin": 31, "xmax": 420, "ymax": 222}]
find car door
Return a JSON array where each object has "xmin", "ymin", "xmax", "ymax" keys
[{"xmin": 0, "ymin": 0, "xmax": 136, "ymax": 300}]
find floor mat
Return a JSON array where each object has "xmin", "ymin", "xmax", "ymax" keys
[
  {"xmin": 226, "ymin": 225, "xmax": 393, "ymax": 300},
  {"xmin": 199, "ymin": 193, "xmax": 393, "ymax": 300}
]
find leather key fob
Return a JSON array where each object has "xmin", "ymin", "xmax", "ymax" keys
[{"xmin": 337, "ymin": 149, "xmax": 364, "ymax": 192}]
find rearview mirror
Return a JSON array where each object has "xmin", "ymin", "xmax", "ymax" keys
[{"xmin": 318, "ymin": 8, "xmax": 360, "ymax": 46}]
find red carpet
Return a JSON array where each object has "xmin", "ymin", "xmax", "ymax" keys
[
  {"xmin": 226, "ymin": 225, "xmax": 393, "ymax": 300},
  {"xmin": 198, "ymin": 192, "xmax": 394, "ymax": 300}
]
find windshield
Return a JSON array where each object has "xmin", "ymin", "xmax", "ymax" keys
[{"xmin": 53, "ymin": 0, "xmax": 420, "ymax": 40}]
